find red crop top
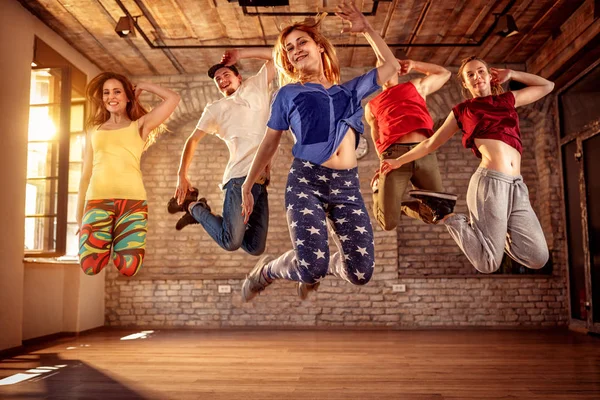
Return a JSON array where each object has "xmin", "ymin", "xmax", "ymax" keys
[
  {"xmin": 368, "ymin": 82, "xmax": 434, "ymax": 154},
  {"xmin": 451, "ymin": 91, "xmax": 522, "ymax": 158}
]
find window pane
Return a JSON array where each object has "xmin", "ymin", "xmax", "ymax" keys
[
  {"xmin": 65, "ymin": 223, "xmax": 80, "ymax": 257},
  {"xmin": 27, "ymin": 142, "xmax": 58, "ymax": 179},
  {"xmin": 24, "ymin": 216, "xmax": 57, "ymax": 252},
  {"xmin": 559, "ymin": 63, "xmax": 600, "ymax": 137},
  {"xmin": 25, "ymin": 180, "xmax": 58, "ymax": 216},
  {"xmin": 29, "ymin": 105, "xmax": 59, "ymax": 142},
  {"xmin": 67, "ymin": 193, "xmax": 78, "ymax": 222},
  {"xmin": 68, "ymin": 162, "xmax": 82, "ymax": 193},
  {"xmin": 69, "ymin": 133, "xmax": 85, "ymax": 163},
  {"xmin": 71, "ymin": 103, "xmax": 84, "ymax": 133}
]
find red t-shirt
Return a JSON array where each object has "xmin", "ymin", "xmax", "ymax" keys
[
  {"xmin": 368, "ymin": 82, "xmax": 434, "ymax": 154},
  {"xmin": 452, "ymin": 92, "xmax": 522, "ymax": 158}
]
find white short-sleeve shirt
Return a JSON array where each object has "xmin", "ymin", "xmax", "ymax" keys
[{"xmin": 196, "ymin": 64, "xmax": 272, "ymax": 187}]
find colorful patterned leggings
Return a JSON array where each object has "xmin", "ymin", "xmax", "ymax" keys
[{"xmin": 79, "ymin": 199, "xmax": 148, "ymax": 277}]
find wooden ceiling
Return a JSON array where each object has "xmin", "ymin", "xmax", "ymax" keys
[{"xmin": 19, "ymin": 0, "xmax": 584, "ymax": 77}]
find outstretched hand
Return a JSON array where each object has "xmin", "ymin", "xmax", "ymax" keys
[
  {"xmin": 336, "ymin": 2, "xmax": 371, "ymax": 34},
  {"xmin": 221, "ymin": 49, "xmax": 240, "ymax": 66},
  {"xmin": 490, "ymin": 68, "xmax": 512, "ymax": 85},
  {"xmin": 241, "ymin": 183, "xmax": 254, "ymax": 224}
]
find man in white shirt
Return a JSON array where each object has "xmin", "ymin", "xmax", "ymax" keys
[{"xmin": 170, "ymin": 48, "xmax": 275, "ymax": 255}]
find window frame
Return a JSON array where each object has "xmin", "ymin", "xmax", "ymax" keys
[{"xmin": 25, "ymin": 66, "xmax": 71, "ymax": 257}]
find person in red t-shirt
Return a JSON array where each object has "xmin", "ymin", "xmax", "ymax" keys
[
  {"xmin": 366, "ymin": 59, "xmax": 454, "ymax": 229},
  {"xmin": 379, "ymin": 56, "xmax": 554, "ymax": 274}
]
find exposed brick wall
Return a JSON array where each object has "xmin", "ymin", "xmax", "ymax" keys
[{"xmin": 105, "ymin": 69, "xmax": 568, "ymax": 328}]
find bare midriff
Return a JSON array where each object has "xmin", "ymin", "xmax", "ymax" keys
[
  {"xmin": 322, "ymin": 128, "xmax": 359, "ymax": 170},
  {"xmin": 475, "ymin": 138, "xmax": 522, "ymax": 176}
]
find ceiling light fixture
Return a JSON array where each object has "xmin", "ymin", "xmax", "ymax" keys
[
  {"xmin": 115, "ymin": 16, "xmax": 138, "ymax": 38},
  {"xmin": 497, "ymin": 14, "xmax": 519, "ymax": 38}
]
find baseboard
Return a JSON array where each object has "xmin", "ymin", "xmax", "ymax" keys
[{"xmin": 0, "ymin": 345, "xmax": 25, "ymax": 360}]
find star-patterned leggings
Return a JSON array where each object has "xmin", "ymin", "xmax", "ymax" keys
[{"xmin": 264, "ymin": 158, "xmax": 375, "ymax": 285}]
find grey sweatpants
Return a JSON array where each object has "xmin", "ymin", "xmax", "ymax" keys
[{"xmin": 444, "ymin": 167, "xmax": 549, "ymax": 274}]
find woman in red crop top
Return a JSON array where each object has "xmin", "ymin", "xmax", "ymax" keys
[{"xmin": 379, "ymin": 56, "xmax": 554, "ymax": 274}]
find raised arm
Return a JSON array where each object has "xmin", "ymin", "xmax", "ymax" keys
[
  {"xmin": 241, "ymin": 128, "xmax": 283, "ymax": 223},
  {"xmin": 336, "ymin": 2, "xmax": 399, "ymax": 85},
  {"xmin": 175, "ymin": 128, "xmax": 207, "ymax": 204},
  {"xmin": 380, "ymin": 112, "xmax": 459, "ymax": 175},
  {"xmin": 135, "ymin": 82, "xmax": 180, "ymax": 140},
  {"xmin": 221, "ymin": 48, "xmax": 277, "ymax": 85},
  {"xmin": 76, "ymin": 131, "xmax": 94, "ymax": 230},
  {"xmin": 400, "ymin": 60, "xmax": 452, "ymax": 98},
  {"xmin": 491, "ymin": 68, "xmax": 554, "ymax": 108}
]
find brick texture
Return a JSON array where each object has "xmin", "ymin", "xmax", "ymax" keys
[{"xmin": 104, "ymin": 69, "xmax": 568, "ymax": 328}]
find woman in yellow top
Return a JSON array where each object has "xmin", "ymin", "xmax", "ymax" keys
[{"xmin": 76, "ymin": 72, "xmax": 180, "ymax": 277}]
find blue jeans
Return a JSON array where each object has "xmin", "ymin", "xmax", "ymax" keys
[{"xmin": 190, "ymin": 177, "xmax": 269, "ymax": 255}]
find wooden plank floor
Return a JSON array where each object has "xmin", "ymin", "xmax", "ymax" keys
[{"xmin": 0, "ymin": 329, "xmax": 599, "ymax": 400}]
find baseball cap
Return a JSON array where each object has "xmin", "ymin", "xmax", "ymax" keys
[{"xmin": 207, "ymin": 63, "xmax": 240, "ymax": 79}]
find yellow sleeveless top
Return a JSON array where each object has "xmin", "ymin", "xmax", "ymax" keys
[{"xmin": 86, "ymin": 120, "xmax": 147, "ymax": 200}]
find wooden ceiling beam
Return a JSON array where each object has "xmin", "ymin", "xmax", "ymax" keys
[
  {"xmin": 405, "ymin": 0, "xmax": 432, "ymax": 58},
  {"xmin": 527, "ymin": 0, "xmax": 600, "ymax": 78},
  {"xmin": 501, "ymin": 0, "xmax": 566, "ymax": 63},
  {"xmin": 129, "ymin": 0, "xmax": 187, "ymax": 73},
  {"xmin": 94, "ymin": 0, "xmax": 158, "ymax": 74},
  {"xmin": 419, "ymin": 0, "xmax": 467, "ymax": 63},
  {"xmin": 478, "ymin": 0, "xmax": 532, "ymax": 61},
  {"xmin": 443, "ymin": 0, "xmax": 496, "ymax": 66}
]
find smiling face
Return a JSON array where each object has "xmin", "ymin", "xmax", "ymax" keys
[
  {"xmin": 460, "ymin": 59, "xmax": 492, "ymax": 98},
  {"xmin": 102, "ymin": 78, "xmax": 129, "ymax": 114},
  {"xmin": 284, "ymin": 28, "xmax": 324, "ymax": 75},
  {"xmin": 213, "ymin": 67, "xmax": 242, "ymax": 97}
]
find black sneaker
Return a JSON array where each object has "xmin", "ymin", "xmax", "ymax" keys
[
  {"xmin": 297, "ymin": 282, "xmax": 320, "ymax": 300},
  {"xmin": 401, "ymin": 201, "xmax": 437, "ymax": 225},
  {"xmin": 408, "ymin": 190, "xmax": 457, "ymax": 224},
  {"xmin": 241, "ymin": 255, "xmax": 274, "ymax": 302},
  {"xmin": 174, "ymin": 198, "xmax": 211, "ymax": 231},
  {"xmin": 167, "ymin": 188, "xmax": 199, "ymax": 214}
]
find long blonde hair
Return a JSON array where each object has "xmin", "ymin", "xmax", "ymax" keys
[
  {"xmin": 84, "ymin": 72, "xmax": 161, "ymax": 149},
  {"xmin": 457, "ymin": 56, "xmax": 504, "ymax": 99},
  {"xmin": 273, "ymin": 14, "xmax": 340, "ymax": 87}
]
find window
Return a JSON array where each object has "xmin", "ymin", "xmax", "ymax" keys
[{"xmin": 25, "ymin": 38, "xmax": 86, "ymax": 258}]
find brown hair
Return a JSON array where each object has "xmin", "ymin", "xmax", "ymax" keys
[
  {"xmin": 273, "ymin": 13, "xmax": 340, "ymax": 87},
  {"xmin": 457, "ymin": 56, "xmax": 504, "ymax": 99},
  {"xmin": 84, "ymin": 72, "xmax": 161, "ymax": 150}
]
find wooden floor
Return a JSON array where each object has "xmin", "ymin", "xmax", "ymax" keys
[{"xmin": 0, "ymin": 329, "xmax": 598, "ymax": 400}]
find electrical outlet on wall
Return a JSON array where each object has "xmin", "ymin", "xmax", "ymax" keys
[
  {"xmin": 218, "ymin": 285, "xmax": 231, "ymax": 294},
  {"xmin": 392, "ymin": 284, "xmax": 406, "ymax": 293}
]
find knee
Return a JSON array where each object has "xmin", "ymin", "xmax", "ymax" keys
[
  {"xmin": 347, "ymin": 264, "xmax": 373, "ymax": 285},
  {"xmin": 526, "ymin": 246, "xmax": 550, "ymax": 270},
  {"xmin": 79, "ymin": 253, "xmax": 110, "ymax": 276},
  {"xmin": 119, "ymin": 266, "xmax": 142, "ymax": 277},
  {"xmin": 301, "ymin": 262, "xmax": 329, "ymax": 285},
  {"xmin": 113, "ymin": 252, "xmax": 144, "ymax": 277},
  {"xmin": 220, "ymin": 232, "xmax": 244, "ymax": 252},
  {"xmin": 246, "ymin": 243, "xmax": 266, "ymax": 257},
  {"xmin": 474, "ymin": 255, "xmax": 503, "ymax": 274}
]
